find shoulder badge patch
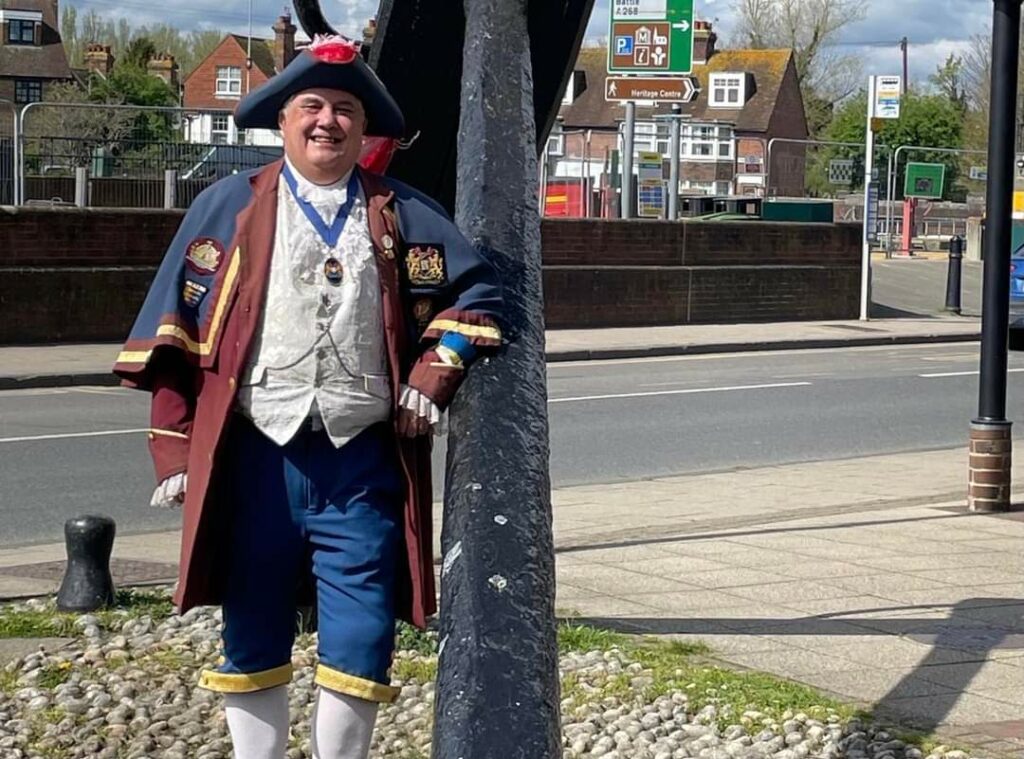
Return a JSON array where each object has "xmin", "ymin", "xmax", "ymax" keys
[
  {"xmin": 185, "ymin": 237, "xmax": 225, "ymax": 274},
  {"xmin": 182, "ymin": 279, "xmax": 209, "ymax": 308},
  {"xmin": 405, "ymin": 245, "xmax": 447, "ymax": 287},
  {"xmin": 412, "ymin": 298, "xmax": 433, "ymax": 327}
]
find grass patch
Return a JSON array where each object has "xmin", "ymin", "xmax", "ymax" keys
[
  {"xmin": 35, "ymin": 662, "xmax": 73, "ymax": 689},
  {"xmin": 0, "ymin": 588, "xmax": 174, "ymax": 640},
  {"xmin": 392, "ymin": 657, "xmax": 438, "ymax": 684},
  {"xmin": 0, "ymin": 667, "xmax": 18, "ymax": 695},
  {"xmin": 558, "ymin": 621, "xmax": 629, "ymax": 653},
  {"xmin": 557, "ymin": 621, "xmax": 852, "ymax": 729},
  {"xmin": 395, "ymin": 621, "xmax": 437, "ymax": 656}
]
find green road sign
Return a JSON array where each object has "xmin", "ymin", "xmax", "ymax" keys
[
  {"xmin": 607, "ymin": 0, "xmax": 695, "ymax": 75},
  {"xmin": 904, "ymin": 162, "xmax": 946, "ymax": 199}
]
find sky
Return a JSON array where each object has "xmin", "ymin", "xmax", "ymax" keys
[{"xmin": 69, "ymin": 0, "xmax": 990, "ymax": 89}]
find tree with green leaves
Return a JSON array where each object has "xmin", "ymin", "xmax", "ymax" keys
[
  {"xmin": 930, "ymin": 54, "xmax": 967, "ymax": 116},
  {"xmin": 733, "ymin": 0, "xmax": 867, "ymax": 136},
  {"xmin": 807, "ymin": 90, "xmax": 964, "ymax": 199},
  {"xmin": 59, "ymin": 8, "xmax": 225, "ymax": 76}
]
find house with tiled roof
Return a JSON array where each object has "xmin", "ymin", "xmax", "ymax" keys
[
  {"xmin": 0, "ymin": 0, "xmax": 74, "ymax": 110},
  {"xmin": 181, "ymin": 13, "xmax": 297, "ymax": 146},
  {"xmin": 550, "ymin": 21, "xmax": 808, "ymax": 205}
]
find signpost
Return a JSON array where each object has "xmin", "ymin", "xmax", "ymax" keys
[
  {"xmin": 608, "ymin": 0, "xmax": 695, "ymax": 74},
  {"xmin": 607, "ymin": 0, "xmax": 695, "ymax": 219},
  {"xmin": 637, "ymin": 150, "xmax": 665, "ymax": 218},
  {"xmin": 605, "ymin": 75, "xmax": 697, "ymax": 103},
  {"xmin": 860, "ymin": 74, "xmax": 902, "ymax": 320},
  {"xmin": 828, "ymin": 158, "xmax": 855, "ymax": 186},
  {"xmin": 903, "ymin": 161, "xmax": 946, "ymax": 199}
]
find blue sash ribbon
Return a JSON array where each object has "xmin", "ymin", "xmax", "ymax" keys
[{"xmin": 281, "ymin": 164, "xmax": 359, "ymax": 248}]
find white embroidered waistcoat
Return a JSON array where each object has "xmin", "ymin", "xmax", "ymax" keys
[{"xmin": 235, "ymin": 162, "xmax": 391, "ymax": 447}]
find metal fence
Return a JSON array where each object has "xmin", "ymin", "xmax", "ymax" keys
[
  {"xmin": 16, "ymin": 102, "xmax": 282, "ymax": 209},
  {"xmin": 1, "ymin": 99, "xmax": 16, "ymax": 205}
]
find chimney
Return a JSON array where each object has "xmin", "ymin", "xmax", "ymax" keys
[
  {"xmin": 692, "ymin": 20, "xmax": 717, "ymax": 64},
  {"xmin": 361, "ymin": 17, "xmax": 377, "ymax": 60},
  {"xmin": 147, "ymin": 52, "xmax": 179, "ymax": 91},
  {"xmin": 273, "ymin": 11, "xmax": 296, "ymax": 73},
  {"xmin": 84, "ymin": 43, "xmax": 115, "ymax": 76}
]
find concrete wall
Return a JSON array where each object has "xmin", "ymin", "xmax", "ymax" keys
[{"xmin": 0, "ymin": 207, "xmax": 862, "ymax": 343}]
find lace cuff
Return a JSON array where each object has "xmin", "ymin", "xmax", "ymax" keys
[{"xmin": 399, "ymin": 384, "xmax": 446, "ymax": 435}]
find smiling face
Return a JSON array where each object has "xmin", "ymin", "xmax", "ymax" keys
[{"xmin": 278, "ymin": 88, "xmax": 367, "ymax": 184}]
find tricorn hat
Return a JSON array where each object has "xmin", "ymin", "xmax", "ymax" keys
[{"xmin": 234, "ymin": 35, "xmax": 404, "ymax": 137}]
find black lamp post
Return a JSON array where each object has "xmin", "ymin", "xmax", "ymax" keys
[{"xmin": 970, "ymin": 0, "xmax": 1022, "ymax": 512}]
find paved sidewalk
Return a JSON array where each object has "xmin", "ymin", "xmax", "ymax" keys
[
  {"xmin": 0, "ymin": 316, "xmax": 981, "ymax": 388},
  {"xmin": 1, "ymin": 444, "xmax": 1021, "ymax": 753}
]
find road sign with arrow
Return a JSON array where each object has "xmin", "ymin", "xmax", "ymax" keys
[{"xmin": 608, "ymin": 0, "xmax": 695, "ymax": 74}]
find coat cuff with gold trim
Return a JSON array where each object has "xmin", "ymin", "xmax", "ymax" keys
[
  {"xmin": 198, "ymin": 663, "xmax": 293, "ymax": 693},
  {"xmin": 314, "ymin": 663, "xmax": 400, "ymax": 703},
  {"xmin": 420, "ymin": 308, "xmax": 501, "ymax": 347},
  {"xmin": 407, "ymin": 349, "xmax": 466, "ymax": 411}
]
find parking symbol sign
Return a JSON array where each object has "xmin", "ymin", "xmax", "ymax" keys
[{"xmin": 615, "ymin": 36, "xmax": 633, "ymax": 56}]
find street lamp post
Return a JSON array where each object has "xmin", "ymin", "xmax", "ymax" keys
[{"xmin": 969, "ymin": 0, "xmax": 1022, "ymax": 513}]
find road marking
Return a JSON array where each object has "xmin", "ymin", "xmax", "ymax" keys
[
  {"xmin": 0, "ymin": 428, "xmax": 147, "ymax": 444},
  {"xmin": 920, "ymin": 368, "xmax": 1024, "ymax": 378},
  {"xmin": 549, "ymin": 342, "xmax": 979, "ymax": 369},
  {"xmin": 549, "ymin": 381, "xmax": 811, "ymax": 404}
]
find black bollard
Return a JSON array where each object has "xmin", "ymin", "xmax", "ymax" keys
[
  {"xmin": 56, "ymin": 515, "xmax": 116, "ymax": 612},
  {"xmin": 946, "ymin": 235, "xmax": 964, "ymax": 315}
]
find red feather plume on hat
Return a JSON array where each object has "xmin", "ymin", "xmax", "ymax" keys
[
  {"xmin": 305, "ymin": 35, "xmax": 398, "ymax": 172},
  {"xmin": 308, "ymin": 34, "xmax": 360, "ymax": 64}
]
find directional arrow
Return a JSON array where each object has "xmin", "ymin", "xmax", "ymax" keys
[{"xmin": 672, "ymin": 20, "xmax": 689, "ymax": 32}]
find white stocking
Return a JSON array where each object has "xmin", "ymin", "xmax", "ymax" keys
[
  {"xmin": 224, "ymin": 685, "xmax": 290, "ymax": 759},
  {"xmin": 311, "ymin": 687, "xmax": 378, "ymax": 759}
]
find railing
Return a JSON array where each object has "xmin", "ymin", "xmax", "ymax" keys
[
  {"xmin": 0, "ymin": 98, "xmax": 16, "ymax": 205},
  {"xmin": 16, "ymin": 101, "xmax": 282, "ymax": 208}
]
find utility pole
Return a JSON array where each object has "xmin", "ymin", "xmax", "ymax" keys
[
  {"xmin": 969, "ymin": 0, "xmax": 1022, "ymax": 512},
  {"xmin": 434, "ymin": 0, "xmax": 560, "ymax": 756},
  {"xmin": 622, "ymin": 101, "xmax": 636, "ymax": 218},
  {"xmin": 899, "ymin": 37, "xmax": 908, "ymax": 94},
  {"xmin": 668, "ymin": 104, "xmax": 681, "ymax": 220}
]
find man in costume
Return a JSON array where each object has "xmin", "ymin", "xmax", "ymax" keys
[{"xmin": 114, "ymin": 35, "xmax": 502, "ymax": 759}]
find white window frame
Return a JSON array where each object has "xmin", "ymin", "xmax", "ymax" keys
[
  {"xmin": 679, "ymin": 123, "xmax": 734, "ymax": 162},
  {"xmin": 709, "ymin": 73, "xmax": 745, "ymax": 108},
  {"xmin": 210, "ymin": 114, "xmax": 231, "ymax": 144},
  {"xmin": 632, "ymin": 121, "xmax": 659, "ymax": 154},
  {"xmin": 546, "ymin": 122, "xmax": 564, "ymax": 156},
  {"xmin": 214, "ymin": 66, "xmax": 242, "ymax": 98}
]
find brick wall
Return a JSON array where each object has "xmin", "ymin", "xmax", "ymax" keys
[
  {"xmin": 184, "ymin": 37, "xmax": 271, "ymax": 110},
  {"xmin": 0, "ymin": 206, "xmax": 183, "ymax": 266},
  {"xmin": 541, "ymin": 218, "xmax": 860, "ymax": 267},
  {"xmin": 0, "ymin": 208, "xmax": 861, "ymax": 343},
  {"xmin": 541, "ymin": 218, "xmax": 861, "ymax": 328}
]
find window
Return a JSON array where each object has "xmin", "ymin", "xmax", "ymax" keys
[
  {"xmin": 211, "ymin": 114, "xmax": 230, "ymax": 144},
  {"xmin": 679, "ymin": 123, "xmax": 734, "ymax": 162},
  {"xmin": 7, "ymin": 19, "xmax": 36, "ymax": 44},
  {"xmin": 710, "ymin": 73, "xmax": 745, "ymax": 107},
  {"xmin": 14, "ymin": 79, "xmax": 41, "ymax": 104},
  {"xmin": 214, "ymin": 66, "xmax": 242, "ymax": 97},
  {"xmin": 546, "ymin": 123, "xmax": 564, "ymax": 156}
]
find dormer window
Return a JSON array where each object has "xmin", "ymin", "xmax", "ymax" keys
[
  {"xmin": 709, "ymin": 73, "xmax": 745, "ymax": 107},
  {"xmin": 7, "ymin": 18, "xmax": 36, "ymax": 44}
]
